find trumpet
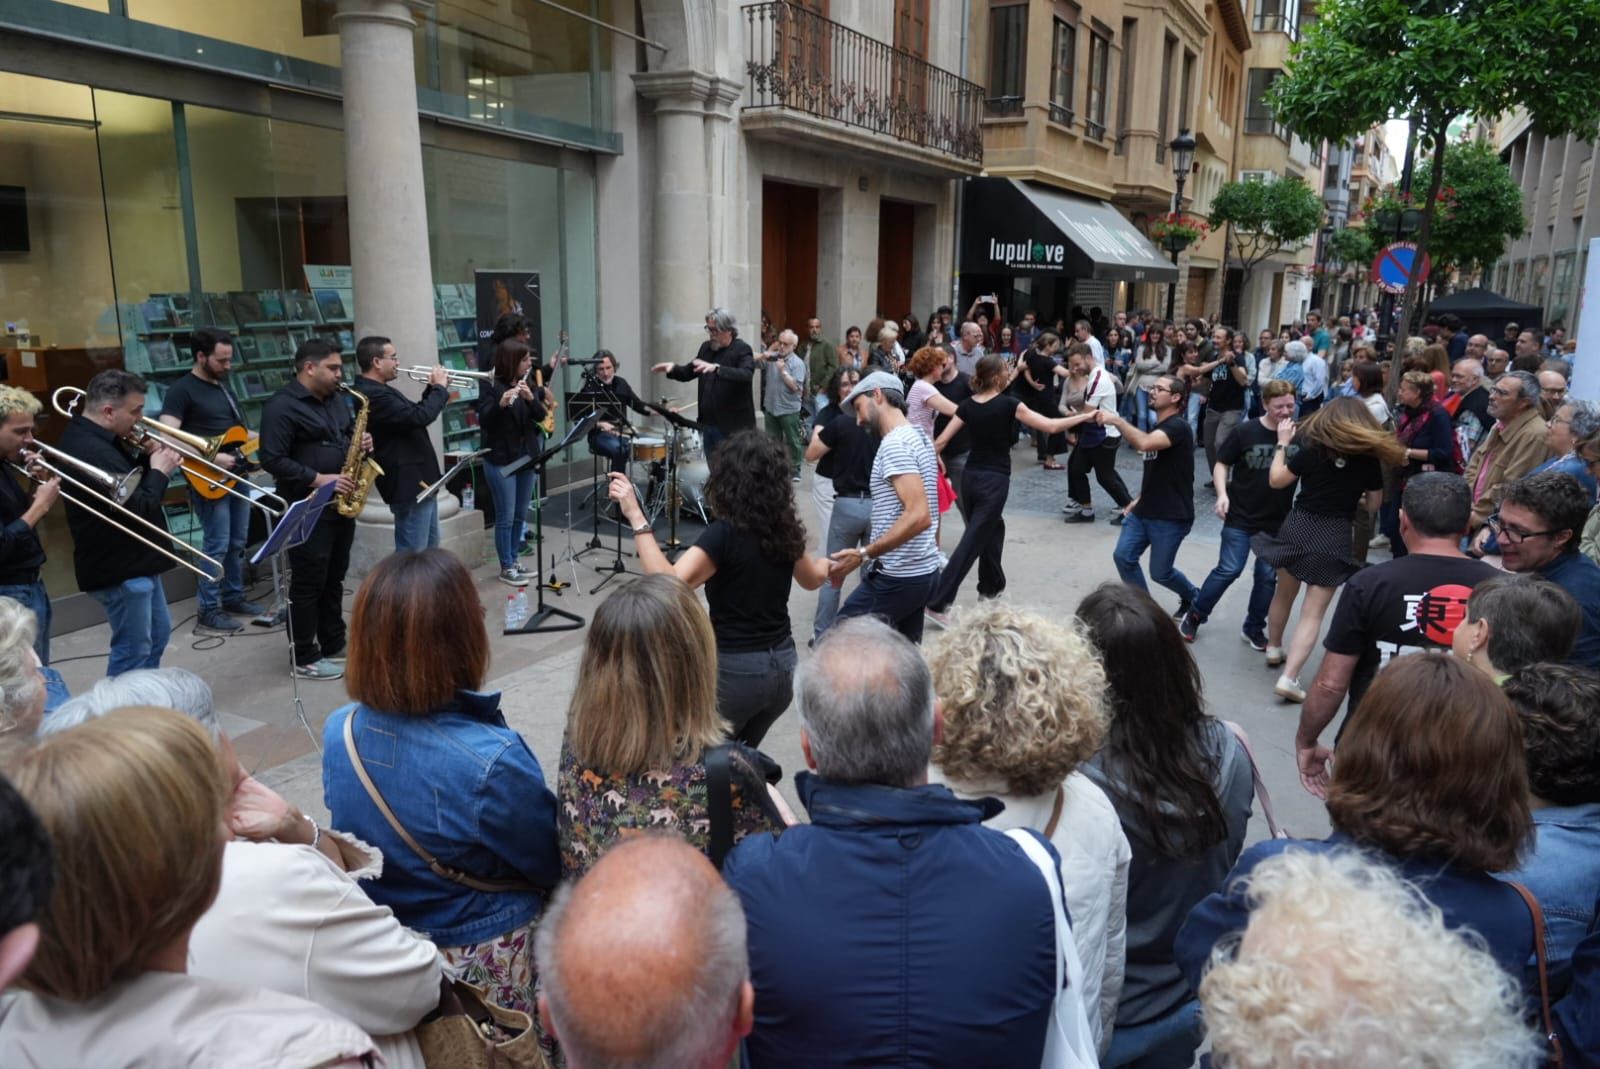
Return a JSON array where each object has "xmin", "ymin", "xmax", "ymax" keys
[
  {"xmin": 401, "ymin": 366, "xmax": 493, "ymax": 389},
  {"xmin": 51, "ymin": 387, "xmax": 285, "ymax": 517},
  {"xmin": 13, "ymin": 445, "xmax": 221, "ymax": 581}
]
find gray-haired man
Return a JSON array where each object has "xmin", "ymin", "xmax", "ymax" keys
[
  {"xmin": 1465, "ymin": 371, "xmax": 1551, "ymax": 543},
  {"xmin": 652, "ymin": 308, "xmax": 756, "ymax": 455}
]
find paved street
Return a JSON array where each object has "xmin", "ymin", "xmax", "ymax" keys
[{"xmin": 48, "ymin": 440, "xmax": 1336, "ymax": 844}]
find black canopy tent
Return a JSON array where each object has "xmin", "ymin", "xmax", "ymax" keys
[{"xmin": 1427, "ymin": 287, "xmax": 1543, "ymax": 338}]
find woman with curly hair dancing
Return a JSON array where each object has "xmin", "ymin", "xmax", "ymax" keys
[
  {"xmin": 610, "ymin": 429, "xmax": 832, "ymax": 744},
  {"xmin": 1251, "ymin": 396, "xmax": 1406, "ymax": 701}
]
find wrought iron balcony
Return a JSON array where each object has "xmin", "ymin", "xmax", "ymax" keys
[{"xmin": 742, "ymin": 2, "xmax": 984, "ymax": 163}]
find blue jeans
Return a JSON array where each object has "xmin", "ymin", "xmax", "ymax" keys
[
  {"xmin": 838, "ymin": 567, "xmax": 941, "ymax": 643},
  {"xmin": 0, "ymin": 579, "xmax": 51, "ymax": 664},
  {"xmin": 717, "ymin": 640, "xmax": 798, "ymax": 748},
  {"xmin": 1134, "ymin": 388, "xmax": 1155, "ymax": 432},
  {"xmin": 391, "ymin": 497, "xmax": 440, "ymax": 553},
  {"xmin": 1105, "ymin": 998, "xmax": 1204, "ymax": 1069},
  {"xmin": 1193, "ymin": 524, "xmax": 1277, "ymax": 632},
  {"xmin": 813, "ymin": 494, "xmax": 873, "ymax": 640},
  {"xmin": 191, "ymin": 490, "xmax": 250, "ymax": 613},
  {"xmin": 88, "ymin": 575, "xmax": 172, "ymax": 676},
  {"xmin": 588, "ymin": 430, "xmax": 630, "ymax": 474},
  {"xmin": 1113, "ymin": 513, "xmax": 1198, "ymax": 605},
  {"xmin": 482, "ymin": 460, "xmax": 537, "ymax": 570},
  {"xmin": 1185, "ymin": 390, "xmax": 1205, "ymax": 440}
]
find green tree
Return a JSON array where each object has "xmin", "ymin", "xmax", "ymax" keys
[
  {"xmin": 1325, "ymin": 224, "xmax": 1378, "ymax": 277},
  {"xmin": 1411, "ymin": 137, "xmax": 1526, "ymax": 286},
  {"xmin": 1208, "ymin": 177, "xmax": 1325, "ymax": 300},
  {"xmin": 1267, "ymin": 0, "xmax": 1600, "ymax": 339}
]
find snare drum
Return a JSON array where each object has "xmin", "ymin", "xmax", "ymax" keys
[{"xmin": 631, "ymin": 436, "xmax": 668, "ymax": 462}]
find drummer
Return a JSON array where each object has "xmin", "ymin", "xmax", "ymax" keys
[{"xmin": 568, "ymin": 349, "xmax": 653, "ymax": 473}]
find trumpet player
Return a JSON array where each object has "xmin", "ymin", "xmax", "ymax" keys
[
  {"xmin": 353, "ymin": 336, "xmax": 448, "ymax": 552},
  {"xmin": 159, "ymin": 327, "xmax": 264, "ymax": 634},
  {"xmin": 0, "ymin": 386, "xmax": 59, "ymax": 664},
  {"xmin": 260, "ymin": 339, "xmax": 368, "ymax": 681},
  {"xmin": 57, "ymin": 370, "xmax": 184, "ymax": 676}
]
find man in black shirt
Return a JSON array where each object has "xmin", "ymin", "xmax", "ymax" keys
[
  {"xmin": 1294, "ymin": 473, "xmax": 1498, "ymax": 798},
  {"xmin": 806, "ymin": 402, "xmax": 880, "ymax": 643},
  {"xmin": 159, "ymin": 327, "xmax": 262, "ymax": 633},
  {"xmin": 1201, "ymin": 325, "xmax": 1253, "ymax": 471},
  {"xmin": 0, "ymin": 386, "xmax": 59, "ymax": 663},
  {"xmin": 933, "ymin": 357, "xmax": 972, "ymax": 519},
  {"xmin": 259, "ymin": 339, "xmax": 366, "ymax": 681},
  {"xmin": 351, "ymin": 336, "xmax": 449, "ymax": 553},
  {"xmin": 1100, "ymin": 374, "xmax": 1199, "ymax": 613},
  {"xmin": 1182, "ymin": 379, "xmax": 1298, "ymax": 648},
  {"xmin": 651, "ymin": 308, "xmax": 755, "ymax": 455},
  {"xmin": 57, "ymin": 370, "xmax": 184, "ymax": 677},
  {"xmin": 568, "ymin": 350, "xmax": 651, "ymax": 474}
]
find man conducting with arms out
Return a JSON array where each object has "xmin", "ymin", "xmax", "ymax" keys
[
  {"xmin": 651, "ymin": 308, "xmax": 756, "ymax": 456},
  {"xmin": 827, "ymin": 371, "xmax": 942, "ymax": 642},
  {"xmin": 259, "ymin": 339, "xmax": 366, "ymax": 682},
  {"xmin": 1181, "ymin": 379, "xmax": 1298, "ymax": 648},
  {"xmin": 0, "ymin": 386, "xmax": 60, "ymax": 664},
  {"xmin": 758, "ymin": 329, "xmax": 808, "ymax": 478},
  {"xmin": 351, "ymin": 335, "xmax": 449, "ymax": 552},
  {"xmin": 58, "ymin": 370, "xmax": 184, "ymax": 676},
  {"xmin": 159, "ymin": 327, "xmax": 265, "ymax": 634}
]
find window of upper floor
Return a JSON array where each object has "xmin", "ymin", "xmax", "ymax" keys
[
  {"xmin": 1049, "ymin": 3, "xmax": 1079, "ymax": 128},
  {"xmin": 986, "ymin": 0, "xmax": 1028, "ymax": 116},
  {"xmin": 1244, "ymin": 68, "xmax": 1286, "ymax": 140},
  {"xmin": 1254, "ymin": 0, "xmax": 1299, "ymax": 39},
  {"xmin": 1084, "ymin": 27, "xmax": 1110, "ymax": 139}
]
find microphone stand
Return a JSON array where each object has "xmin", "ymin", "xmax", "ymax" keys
[{"xmin": 504, "ymin": 415, "xmax": 596, "ymax": 635}]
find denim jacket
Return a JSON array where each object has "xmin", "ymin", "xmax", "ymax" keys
[
  {"xmin": 1506, "ymin": 803, "xmax": 1600, "ymax": 998},
  {"xmin": 322, "ymin": 691, "xmax": 561, "ymax": 947}
]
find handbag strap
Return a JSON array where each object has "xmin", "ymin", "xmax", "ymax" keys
[
  {"xmin": 705, "ymin": 742, "xmax": 735, "ymax": 870},
  {"xmin": 1222, "ymin": 720, "xmax": 1286, "ymax": 839},
  {"xmin": 341, "ymin": 711, "xmax": 539, "ymax": 895},
  {"xmin": 1511, "ymin": 881, "xmax": 1565, "ymax": 1068},
  {"xmin": 1042, "ymin": 785, "xmax": 1066, "ymax": 840}
]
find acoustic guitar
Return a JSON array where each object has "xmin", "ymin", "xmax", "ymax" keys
[{"xmin": 184, "ymin": 425, "xmax": 259, "ymax": 500}]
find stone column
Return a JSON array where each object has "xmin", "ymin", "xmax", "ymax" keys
[{"xmin": 335, "ymin": 0, "xmax": 479, "ymax": 573}]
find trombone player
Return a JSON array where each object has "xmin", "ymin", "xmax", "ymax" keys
[
  {"xmin": 57, "ymin": 369, "xmax": 184, "ymax": 676},
  {"xmin": 0, "ymin": 385, "xmax": 60, "ymax": 664},
  {"xmin": 352, "ymin": 335, "xmax": 449, "ymax": 551}
]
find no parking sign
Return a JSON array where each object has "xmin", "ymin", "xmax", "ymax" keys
[{"xmin": 1371, "ymin": 242, "xmax": 1432, "ymax": 295}]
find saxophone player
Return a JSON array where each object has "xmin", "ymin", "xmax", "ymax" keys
[{"xmin": 259, "ymin": 339, "xmax": 370, "ymax": 681}]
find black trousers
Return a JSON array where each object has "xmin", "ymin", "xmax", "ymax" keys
[
  {"xmin": 288, "ymin": 512, "xmax": 354, "ymax": 666},
  {"xmin": 929, "ymin": 468, "xmax": 1009, "ymax": 611},
  {"xmin": 1067, "ymin": 439, "xmax": 1133, "ymax": 510}
]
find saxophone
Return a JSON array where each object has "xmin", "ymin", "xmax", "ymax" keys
[{"xmin": 334, "ymin": 384, "xmax": 384, "ymax": 518}]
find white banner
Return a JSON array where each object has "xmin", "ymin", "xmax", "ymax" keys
[{"xmin": 1571, "ymin": 237, "xmax": 1600, "ymax": 403}]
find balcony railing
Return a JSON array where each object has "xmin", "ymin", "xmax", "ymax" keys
[
  {"xmin": 743, "ymin": 2, "xmax": 984, "ymax": 162},
  {"xmin": 1084, "ymin": 118, "xmax": 1107, "ymax": 141},
  {"xmin": 1253, "ymin": 13, "xmax": 1299, "ymax": 39},
  {"xmin": 1244, "ymin": 115, "xmax": 1288, "ymax": 140},
  {"xmin": 1049, "ymin": 102, "xmax": 1074, "ymax": 127}
]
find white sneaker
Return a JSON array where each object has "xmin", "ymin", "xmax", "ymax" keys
[
  {"xmin": 1274, "ymin": 674, "xmax": 1306, "ymax": 702},
  {"xmin": 1370, "ymin": 534, "xmax": 1390, "ymax": 549},
  {"xmin": 1264, "ymin": 645, "xmax": 1286, "ymax": 667}
]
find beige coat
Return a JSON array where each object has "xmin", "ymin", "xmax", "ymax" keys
[
  {"xmin": 189, "ymin": 836, "xmax": 444, "ymax": 1069},
  {"xmin": 0, "ymin": 970, "xmax": 376, "ymax": 1068},
  {"xmin": 1464, "ymin": 405, "xmax": 1550, "ymax": 529}
]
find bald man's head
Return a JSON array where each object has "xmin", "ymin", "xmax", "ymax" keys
[{"xmin": 536, "ymin": 837, "xmax": 753, "ymax": 1069}]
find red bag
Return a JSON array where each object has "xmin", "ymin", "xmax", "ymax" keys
[{"xmin": 937, "ymin": 469, "xmax": 956, "ymax": 514}]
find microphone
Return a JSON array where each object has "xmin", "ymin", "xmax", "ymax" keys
[{"xmin": 569, "ymin": 358, "xmax": 605, "ymax": 366}]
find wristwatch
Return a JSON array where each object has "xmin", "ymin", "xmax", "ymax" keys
[{"xmin": 631, "ymin": 523, "xmax": 654, "ymax": 537}]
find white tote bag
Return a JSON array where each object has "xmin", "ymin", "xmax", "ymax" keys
[{"xmin": 1005, "ymin": 828, "xmax": 1100, "ymax": 1069}]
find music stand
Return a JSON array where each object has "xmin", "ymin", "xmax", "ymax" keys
[
  {"xmin": 249, "ymin": 482, "xmax": 338, "ymax": 748},
  {"xmin": 504, "ymin": 417, "xmax": 597, "ymax": 635}
]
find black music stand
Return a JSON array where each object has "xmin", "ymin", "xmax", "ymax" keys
[
  {"xmin": 504, "ymin": 414, "xmax": 597, "ymax": 635},
  {"xmin": 250, "ymin": 482, "xmax": 337, "ymax": 744},
  {"xmin": 642, "ymin": 400, "xmax": 708, "ymax": 557}
]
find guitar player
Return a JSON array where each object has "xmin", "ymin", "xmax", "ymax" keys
[{"xmin": 159, "ymin": 327, "xmax": 265, "ymax": 633}]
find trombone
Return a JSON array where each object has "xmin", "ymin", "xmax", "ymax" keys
[
  {"xmin": 12, "ymin": 445, "xmax": 221, "ymax": 581},
  {"xmin": 401, "ymin": 366, "xmax": 493, "ymax": 390},
  {"xmin": 51, "ymin": 387, "xmax": 286, "ymax": 518}
]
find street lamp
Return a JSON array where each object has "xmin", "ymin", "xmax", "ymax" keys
[{"xmin": 1165, "ymin": 128, "xmax": 1197, "ymax": 323}]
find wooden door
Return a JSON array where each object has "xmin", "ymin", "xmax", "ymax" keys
[
  {"xmin": 762, "ymin": 181, "xmax": 820, "ymax": 336},
  {"xmin": 876, "ymin": 199, "xmax": 916, "ymax": 321}
]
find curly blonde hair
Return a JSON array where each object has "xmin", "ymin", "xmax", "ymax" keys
[
  {"xmin": 1199, "ymin": 849, "xmax": 1540, "ymax": 1069},
  {"xmin": 929, "ymin": 602, "xmax": 1108, "ymax": 797}
]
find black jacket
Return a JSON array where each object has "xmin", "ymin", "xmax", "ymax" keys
[
  {"xmin": 0, "ymin": 471, "xmax": 46, "ymax": 585},
  {"xmin": 475, "ymin": 379, "xmax": 547, "ymax": 467},
  {"xmin": 666, "ymin": 336, "xmax": 756, "ymax": 433},
  {"xmin": 259, "ymin": 380, "xmax": 353, "ymax": 504},
  {"xmin": 352, "ymin": 377, "xmax": 447, "ymax": 507},
  {"xmin": 57, "ymin": 416, "xmax": 173, "ymax": 591},
  {"xmin": 568, "ymin": 373, "xmax": 649, "ymax": 429}
]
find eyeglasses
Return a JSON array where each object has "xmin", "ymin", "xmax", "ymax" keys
[
  {"xmin": 1487, "ymin": 515, "xmax": 1560, "ymax": 545},
  {"xmin": 1148, "ymin": 385, "xmax": 1174, "ymax": 395}
]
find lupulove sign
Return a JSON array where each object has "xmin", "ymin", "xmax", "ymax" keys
[
  {"xmin": 960, "ymin": 177, "xmax": 1179, "ymax": 283},
  {"xmin": 987, "ymin": 238, "xmax": 1069, "ymax": 271}
]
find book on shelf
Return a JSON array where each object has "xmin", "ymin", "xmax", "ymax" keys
[
  {"xmin": 146, "ymin": 338, "xmax": 179, "ymax": 369},
  {"xmin": 255, "ymin": 332, "xmax": 280, "ymax": 361},
  {"xmin": 442, "ymin": 296, "xmax": 470, "ymax": 319},
  {"xmin": 336, "ymin": 329, "xmax": 354, "ymax": 351},
  {"xmin": 239, "ymin": 371, "xmax": 267, "ymax": 399},
  {"xmin": 167, "ymin": 293, "xmax": 194, "ymax": 326},
  {"xmin": 203, "ymin": 294, "xmax": 238, "ymax": 329},
  {"xmin": 285, "ymin": 292, "xmax": 321, "ymax": 323},
  {"xmin": 135, "ymin": 299, "xmax": 171, "ymax": 333},
  {"xmin": 124, "ymin": 339, "xmax": 152, "ymax": 374},
  {"xmin": 228, "ymin": 291, "xmax": 265, "ymax": 325},
  {"xmin": 234, "ymin": 334, "xmax": 259, "ymax": 363},
  {"xmin": 286, "ymin": 327, "xmax": 312, "ymax": 351},
  {"xmin": 257, "ymin": 290, "xmax": 286, "ymax": 321},
  {"xmin": 313, "ymin": 289, "xmax": 349, "ymax": 322}
]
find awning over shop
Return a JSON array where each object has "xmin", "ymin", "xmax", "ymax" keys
[{"xmin": 960, "ymin": 177, "xmax": 1179, "ymax": 284}]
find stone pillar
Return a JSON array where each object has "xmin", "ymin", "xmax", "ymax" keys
[{"xmin": 335, "ymin": 0, "xmax": 481, "ymax": 573}]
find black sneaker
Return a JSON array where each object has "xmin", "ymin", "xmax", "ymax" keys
[
  {"xmin": 1173, "ymin": 596, "xmax": 1192, "ymax": 619},
  {"xmin": 1241, "ymin": 626, "xmax": 1269, "ymax": 652},
  {"xmin": 1063, "ymin": 510, "xmax": 1095, "ymax": 524},
  {"xmin": 1108, "ymin": 512, "xmax": 1126, "ymax": 526},
  {"xmin": 1178, "ymin": 611, "xmax": 1201, "ymax": 642}
]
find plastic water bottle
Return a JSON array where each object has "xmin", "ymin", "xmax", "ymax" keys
[
  {"xmin": 513, "ymin": 586, "xmax": 530, "ymax": 626},
  {"xmin": 504, "ymin": 594, "xmax": 521, "ymax": 630},
  {"xmin": 461, "ymin": 482, "xmax": 475, "ymax": 511}
]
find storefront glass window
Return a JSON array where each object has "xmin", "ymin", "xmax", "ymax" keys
[{"xmin": 125, "ymin": 0, "xmax": 343, "ymax": 67}]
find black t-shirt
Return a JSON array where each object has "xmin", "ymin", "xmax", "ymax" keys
[
  {"xmin": 1208, "ymin": 359, "xmax": 1247, "ymax": 413},
  {"xmin": 958, "ymin": 393, "xmax": 1023, "ymax": 473},
  {"xmin": 1324, "ymin": 553, "xmax": 1500, "ymax": 711},
  {"xmin": 1022, "ymin": 351, "xmax": 1057, "ymax": 412},
  {"xmin": 160, "ymin": 372, "xmax": 243, "ymax": 437},
  {"xmin": 819, "ymin": 411, "xmax": 877, "ymax": 495},
  {"xmin": 1219, "ymin": 419, "xmax": 1296, "ymax": 533},
  {"xmin": 933, "ymin": 372, "xmax": 973, "ymax": 455},
  {"xmin": 695, "ymin": 518, "xmax": 794, "ymax": 652},
  {"xmin": 1287, "ymin": 443, "xmax": 1383, "ymax": 519},
  {"xmin": 1133, "ymin": 415, "xmax": 1195, "ymax": 522}
]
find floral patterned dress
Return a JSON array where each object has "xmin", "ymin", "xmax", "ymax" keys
[{"xmin": 557, "ymin": 739, "xmax": 786, "ymax": 876}]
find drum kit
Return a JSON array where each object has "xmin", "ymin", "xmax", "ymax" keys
[{"xmin": 628, "ymin": 402, "xmax": 710, "ymax": 527}]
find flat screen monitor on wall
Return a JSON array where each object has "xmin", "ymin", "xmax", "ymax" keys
[{"xmin": 0, "ymin": 187, "xmax": 28, "ymax": 253}]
